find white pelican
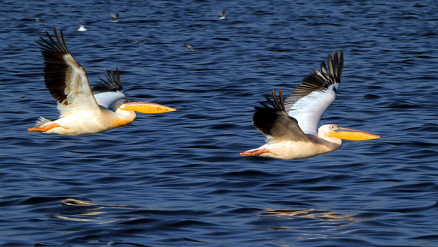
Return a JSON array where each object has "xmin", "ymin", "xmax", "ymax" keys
[
  {"xmin": 240, "ymin": 50, "xmax": 380, "ymax": 160},
  {"xmin": 28, "ymin": 27, "xmax": 176, "ymax": 136}
]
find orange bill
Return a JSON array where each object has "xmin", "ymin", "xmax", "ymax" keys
[
  {"xmin": 120, "ymin": 102, "xmax": 176, "ymax": 114},
  {"xmin": 326, "ymin": 127, "xmax": 381, "ymax": 141}
]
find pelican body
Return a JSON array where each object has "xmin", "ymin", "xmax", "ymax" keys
[
  {"xmin": 29, "ymin": 27, "xmax": 176, "ymax": 136},
  {"xmin": 240, "ymin": 50, "xmax": 380, "ymax": 160}
]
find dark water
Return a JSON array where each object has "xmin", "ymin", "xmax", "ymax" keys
[{"xmin": 2, "ymin": 0, "xmax": 438, "ymax": 246}]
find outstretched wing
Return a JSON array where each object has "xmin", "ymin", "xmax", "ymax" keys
[
  {"xmin": 253, "ymin": 89, "xmax": 309, "ymax": 143},
  {"xmin": 92, "ymin": 67, "xmax": 126, "ymax": 110},
  {"xmin": 284, "ymin": 50, "xmax": 343, "ymax": 135},
  {"xmin": 36, "ymin": 27, "xmax": 99, "ymax": 116}
]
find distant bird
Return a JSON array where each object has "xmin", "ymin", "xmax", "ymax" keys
[
  {"xmin": 217, "ymin": 10, "xmax": 226, "ymax": 19},
  {"xmin": 21, "ymin": 17, "xmax": 43, "ymax": 21},
  {"xmin": 109, "ymin": 13, "xmax": 119, "ymax": 22},
  {"xmin": 185, "ymin": 43, "xmax": 195, "ymax": 51},
  {"xmin": 77, "ymin": 25, "xmax": 87, "ymax": 31},
  {"xmin": 240, "ymin": 50, "xmax": 380, "ymax": 160},
  {"xmin": 29, "ymin": 27, "xmax": 176, "ymax": 136},
  {"xmin": 132, "ymin": 39, "xmax": 148, "ymax": 44}
]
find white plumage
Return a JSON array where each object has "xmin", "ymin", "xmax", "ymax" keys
[
  {"xmin": 29, "ymin": 27, "xmax": 176, "ymax": 136},
  {"xmin": 240, "ymin": 50, "xmax": 380, "ymax": 160}
]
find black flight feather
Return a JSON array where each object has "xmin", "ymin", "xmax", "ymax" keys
[
  {"xmin": 36, "ymin": 27, "xmax": 75, "ymax": 106},
  {"xmin": 93, "ymin": 67, "xmax": 124, "ymax": 93}
]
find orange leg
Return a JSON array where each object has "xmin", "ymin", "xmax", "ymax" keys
[
  {"xmin": 28, "ymin": 123, "xmax": 61, "ymax": 132},
  {"xmin": 240, "ymin": 148, "xmax": 270, "ymax": 156}
]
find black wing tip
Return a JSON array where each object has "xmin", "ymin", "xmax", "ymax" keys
[
  {"xmin": 258, "ymin": 89, "xmax": 286, "ymax": 112},
  {"xmin": 326, "ymin": 49, "xmax": 343, "ymax": 83},
  {"xmin": 93, "ymin": 67, "xmax": 124, "ymax": 92},
  {"xmin": 37, "ymin": 27, "xmax": 73, "ymax": 106},
  {"xmin": 253, "ymin": 89, "xmax": 288, "ymax": 136},
  {"xmin": 300, "ymin": 49, "xmax": 344, "ymax": 91},
  {"xmin": 37, "ymin": 27, "xmax": 70, "ymax": 54}
]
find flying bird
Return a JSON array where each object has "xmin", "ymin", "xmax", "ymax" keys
[
  {"xmin": 185, "ymin": 43, "xmax": 195, "ymax": 51},
  {"xmin": 21, "ymin": 17, "xmax": 43, "ymax": 21},
  {"xmin": 240, "ymin": 50, "xmax": 380, "ymax": 160},
  {"xmin": 77, "ymin": 25, "xmax": 87, "ymax": 31},
  {"xmin": 217, "ymin": 10, "xmax": 226, "ymax": 19},
  {"xmin": 109, "ymin": 13, "xmax": 119, "ymax": 22},
  {"xmin": 28, "ymin": 27, "xmax": 176, "ymax": 136},
  {"xmin": 131, "ymin": 39, "xmax": 148, "ymax": 44}
]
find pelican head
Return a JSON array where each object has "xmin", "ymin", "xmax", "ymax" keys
[
  {"xmin": 116, "ymin": 99, "xmax": 176, "ymax": 114},
  {"xmin": 320, "ymin": 124, "xmax": 380, "ymax": 142}
]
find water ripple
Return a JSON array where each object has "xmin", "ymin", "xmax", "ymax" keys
[{"xmin": 2, "ymin": 0, "xmax": 438, "ymax": 246}]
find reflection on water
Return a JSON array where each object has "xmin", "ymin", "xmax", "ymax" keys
[
  {"xmin": 2, "ymin": 0, "xmax": 438, "ymax": 246},
  {"xmin": 57, "ymin": 198, "xmax": 139, "ymax": 224},
  {"xmin": 56, "ymin": 198, "xmax": 104, "ymax": 222},
  {"xmin": 260, "ymin": 208, "xmax": 355, "ymax": 221},
  {"xmin": 257, "ymin": 208, "xmax": 366, "ymax": 245},
  {"xmin": 61, "ymin": 198, "xmax": 94, "ymax": 206}
]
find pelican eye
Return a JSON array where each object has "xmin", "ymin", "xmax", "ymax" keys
[{"xmin": 124, "ymin": 99, "xmax": 133, "ymax": 104}]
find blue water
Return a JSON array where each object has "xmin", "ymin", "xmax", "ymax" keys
[{"xmin": 2, "ymin": 0, "xmax": 438, "ymax": 246}]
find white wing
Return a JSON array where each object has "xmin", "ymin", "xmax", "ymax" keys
[
  {"xmin": 37, "ymin": 27, "xmax": 100, "ymax": 116},
  {"xmin": 284, "ymin": 50, "xmax": 343, "ymax": 135}
]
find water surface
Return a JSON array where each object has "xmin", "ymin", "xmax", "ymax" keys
[{"xmin": 1, "ymin": 0, "xmax": 438, "ymax": 246}]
